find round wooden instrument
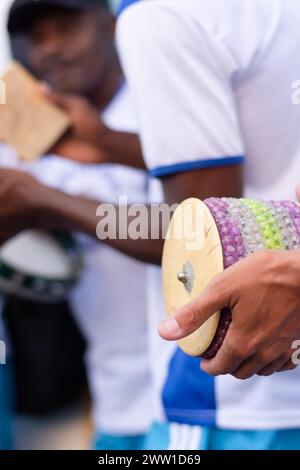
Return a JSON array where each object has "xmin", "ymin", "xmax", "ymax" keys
[{"xmin": 163, "ymin": 197, "xmax": 300, "ymax": 358}]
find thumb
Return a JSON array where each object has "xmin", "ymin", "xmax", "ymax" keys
[{"xmin": 159, "ymin": 274, "xmax": 231, "ymax": 341}]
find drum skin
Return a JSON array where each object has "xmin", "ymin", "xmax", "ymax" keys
[{"xmin": 0, "ymin": 230, "xmax": 82, "ymax": 303}]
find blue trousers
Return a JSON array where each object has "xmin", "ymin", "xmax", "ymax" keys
[
  {"xmin": 94, "ymin": 432, "xmax": 147, "ymax": 451},
  {"xmin": 0, "ymin": 363, "xmax": 13, "ymax": 450},
  {"xmin": 145, "ymin": 422, "xmax": 300, "ymax": 451}
]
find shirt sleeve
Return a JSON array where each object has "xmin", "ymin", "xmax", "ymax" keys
[
  {"xmin": 116, "ymin": 0, "xmax": 245, "ymax": 178},
  {"xmin": 117, "ymin": 0, "xmax": 142, "ymax": 16}
]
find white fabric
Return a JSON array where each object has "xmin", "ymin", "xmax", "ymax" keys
[
  {"xmin": 0, "ymin": 84, "xmax": 153, "ymax": 435},
  {"xmin": 0, "ymin": 0, "xmax": 11, "ymax": 74},
  {"xmin": 117, "ymin": 0, "xmax": 300, "ymax": 429},
  {"xmin": 118, "ymin": 0, "xmax": 245, "ymax": 173},
  {"xmin": 117, "ymin": 0, "xmax": 300, "ymax": 199}
]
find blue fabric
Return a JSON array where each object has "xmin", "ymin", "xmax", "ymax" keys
[
  {"xmin": 162, "ymin": 349, "xmax": 216, "ymax": 427},
  {"xmin": 117, "ymin": 0, "xmax": 141, "ymax": 16},
  {"xmin": 145, "ymin": 423, "xmax": 173, "ymax": 451},
  {"xmin": 207, "ymin": 428, "xmax": 300, "ymax": 450},
  {"xmin": 94, "ymin": 432, "xmax": 147, "ymax": 451},
  {"xmin": 145, "ymin": 422, "xmax": 300, "ymax": 450},
  {"xmin": 0, "ymin": 363, "xmax": 14, "ymax": 450},
  {"xmin": 149, "ymin": 156, "xmax": 245, "ymax": 178}
]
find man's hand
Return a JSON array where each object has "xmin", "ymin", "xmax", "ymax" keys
[
  {"xmin": 41, "ymin": 85, "xmax": 146, "ymax": 169},
  {"xmin": 160, "ymin": 187, "xmax": 300, "ymax": 379},
  {"xmin": 51, "ymin": 134, "xmax": 107, "ymax": 165},
  {"xmin": 159, "ymin": 250, "xmax": 300, "ymax": 379},
  {"xmin": 0, "ymin": 169, "xmax": 48, "ymax": 244},
  {"xmin": 41, "ymin": 85, "xmax": 110, "ymax": 164}
]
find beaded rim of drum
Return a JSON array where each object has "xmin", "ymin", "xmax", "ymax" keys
[
  {"xmin": 163, "ymin": 198, "xmax": 300, "ymax": 359},
  {"xmin": 202, "ymin": 198, "xmax": 300, "ymax": 359}
]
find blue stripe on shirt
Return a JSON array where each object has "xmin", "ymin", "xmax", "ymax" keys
[
  {"xmin": 149, "ymin": 156, "xmax": 245, "ymax": 178},
  {"xmin": 117, "ymin": 0, "xmax": 141, "ymax": 16}
]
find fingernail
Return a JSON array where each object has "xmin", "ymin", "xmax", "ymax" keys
[{"xmin": 160, "ymin": 318, "xmax": 181, "ymax": 337}]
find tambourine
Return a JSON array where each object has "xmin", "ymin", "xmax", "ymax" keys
[
  {"xmin": 0, "ymin": 230, "xmax": 82, "ymax": 303},
  {"xmin": 162, "ymin": 198, "xmax": 300, "ymax": 358}
]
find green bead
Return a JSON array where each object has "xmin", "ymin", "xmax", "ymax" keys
[{"xmin": 242, "ymin": 199, "xmax": 285, "ymax": 251}]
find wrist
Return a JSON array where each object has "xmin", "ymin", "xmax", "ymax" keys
[
  {"xmin": 98, "ymin": 126, "xmax": 116, "ymax": 163},
  {"xmin": 84, "ymin": 122, "xmax": 112, "ymax": 164}
]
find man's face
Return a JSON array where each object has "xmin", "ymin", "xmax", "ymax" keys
[{"xmin": 23, "ymin": 6, "xmax": 115, "ymax": 95}]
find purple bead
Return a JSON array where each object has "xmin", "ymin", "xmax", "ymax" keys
[
  {"xmin": 237, "ymin": 243, "xmax": 245, "ymax": 256},
  {"xmin": 205, "ymin": 198, "xmax": 245, "ymax": 269},
  {"xmin": 273, "ymin": 201, "xmax": 300, "ymax": 240},
  {"xmin": 232, "ymin": 226, "xmax": 241, "ymax": 236},
  {"xmin": 202, "ymin": 198, "xmax": 300, "ymax": 359},
  {"xmin": 225, "ymin": 256, "xmax": 236, "ymax": 266}
]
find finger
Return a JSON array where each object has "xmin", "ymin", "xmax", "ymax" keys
[
  {"xmin": 159, "ymin": 274, "xmax": 231, "ymax": 341},
  {"xmin": 200, "ymin": 331, "xmax": 247, "ymax": 376},
  {"xmin": 233, "ymin": 356, "xmax": 283, "ymax": 379},
  {"xmin": 277, "ymin": 359, "xmax": 298, "ymax": 373},
  {"xmin": 231, "ymin": 347, "xmax": 297, "ymax": 379},
  {"xmin": 257, "ymin": 357, "xmax": 290, "ymax": 377},
  {"xmin": 229, "ymin": 356, "xmax": 266, "ymax": 380},
  {"xmin": 231, "ymin": 351, "xmax": 285, "ymax": 380}
]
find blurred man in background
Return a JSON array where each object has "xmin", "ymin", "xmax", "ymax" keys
[{"xmin": 0, "ymin": 0, "xmax": 152, "ymax": 450}]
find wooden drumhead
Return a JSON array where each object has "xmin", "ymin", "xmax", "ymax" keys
[{"xmin": 162, "ymin": 198, "xmax": 224, "ymax": 357}]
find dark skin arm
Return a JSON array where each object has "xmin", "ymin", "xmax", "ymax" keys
[
  {"xmin": 41, "ymin": 88, "xmax": 243, "ymax": 201},
  {"xmin": 0, "ymin": 84, "xmax": 243, "ymax": 263},
  {"xmin": 0, "ymin": 165, "xmax": 243, "ymax": 264},
  {"xmin": 45, "ymin": 88, "xmax": 146, "ymax": 169},
  {"xmin": 163, "ymin": 165, "xmax": 244, "ymax": 204},
  {"xmin": 101, "ymin": 128, "xmax": 145, "ymax": 169},
  {"xmin": 51, "ymin": 127, "xmax": 146, "ymax": 169}
]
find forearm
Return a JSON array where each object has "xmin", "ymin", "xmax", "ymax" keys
[
  {"xmin": 35, "ymin": 185, "xmax": 163, "ymax": 264},
  {"xmin": 163, "ymin": 166, "xmax": 244, "ymax": 205},
  {"xmin": 101, "ymin": 128, "xmax": 146, "ymax": 170}
]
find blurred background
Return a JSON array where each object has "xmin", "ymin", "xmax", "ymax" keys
[
  {"xmin": 0, "ymin": 1, "xmax": 11, "ymax": 72},
  {"xmin": 0, "ymin": 0, "xmax": 122, "ymax": 451},
  {"xmin": 0, "ymin": 0, "xmax": 120, "ymax": 72}
]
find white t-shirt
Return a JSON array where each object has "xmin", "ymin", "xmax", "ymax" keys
[
  {"xmin": 117, "ymin": 0, "xmax": 300, "ymax": 429},
  {"xmin": 0, "ymin": 84, "xmax": 153, "ymax": 435}
]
